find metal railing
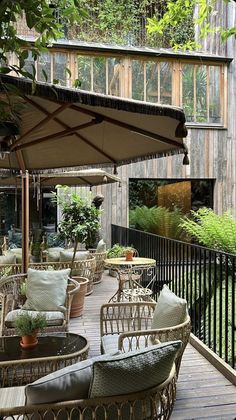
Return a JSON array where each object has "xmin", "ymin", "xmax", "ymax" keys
[{"xmin": 111, "ymin": 224, "xmax": 236, "ymax": 369}]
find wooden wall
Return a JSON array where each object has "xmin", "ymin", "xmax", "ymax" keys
[{"xmin": 91, "ymin": 1, "xmax": 236, "ymax": 247}]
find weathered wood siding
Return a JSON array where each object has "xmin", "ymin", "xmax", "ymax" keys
[{"xmin": 91, "ymin": 1, "xmax": 236, "ymax": 247}]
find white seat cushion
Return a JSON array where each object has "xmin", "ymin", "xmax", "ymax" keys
[
  {"xmin": 5, "ymin": 309, "xmax": 64, "ymax": 328},
  {"xmin": 0, "ymin": 386, "xmax": 25, "ymax": 408}
]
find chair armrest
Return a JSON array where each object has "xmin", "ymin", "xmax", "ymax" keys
[
  {"xmin": 68, "ymin": 278, "xmax": 80, "ymax": 296},
  {"xmin": 118, "ymin": 316, "xmax": 191, "ymax": 352},
  {"xmin": 100, "ymin": 301, "xmax": 156, "ymax": 337}
]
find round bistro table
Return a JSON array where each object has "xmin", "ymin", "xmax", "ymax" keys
[
  {"xmin": 0, "ymin": 332, "xmax": 89, "ymax": 387},
  {"xmin": 104, "ymin": 257, "xmax": 156, "ymax": 302}
]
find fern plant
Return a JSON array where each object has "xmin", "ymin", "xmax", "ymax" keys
[
  {"xmin": 129, "ymin": 206, "xmax": 184, "ymax": 239},
  {"xmin": 181, "ymin": 208, "xmax": 236, "ymax": 254}
]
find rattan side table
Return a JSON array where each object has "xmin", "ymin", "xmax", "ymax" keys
[{"xmin": 0, "ymin": 332, "xmax": 89, "ymax": 387}]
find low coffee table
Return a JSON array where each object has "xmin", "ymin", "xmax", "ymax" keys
[{"xmin": 0, "ymin": 332, "xmax": 89, "ymax": 387}]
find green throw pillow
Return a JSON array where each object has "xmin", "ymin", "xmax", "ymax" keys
[
  {"xmin": 23, "ymin": 268, "xmax": 70, "ymax": 313},
  {"xmin": 151, "ymin": 285, "xmax": 187, "ymax": 329},
  {"xmin": 89, "ymin": 341, "xmax": 181, "ymax": 398}
]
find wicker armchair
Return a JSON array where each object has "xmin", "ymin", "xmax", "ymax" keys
[
  {"xmin": 0, "ymin": 273, "xmax": 80, "ymax": 336},
  {"xmin": 89, "ymin": 249, "xmax": 107, "ymax": 284},
  {"xmin": 100, "ymin": 301, "xmax": 191, "ymax": 376},
  {"xmin": 0, "ymin": 365, "xmax": 177, "ymax": 419}
]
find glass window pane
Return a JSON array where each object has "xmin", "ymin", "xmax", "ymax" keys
[
  {"xmin": 209, "ymin": 66, "xmax": 221, "ymax": 123},
  {"xmin": 196, "ymin": 65, "xmax": 207, "ymax": 122},
  {"xmin": 93, "ymin": 57, "xmax": 106, "ymax": 94},
  {"xmin": 53, "ymin": 53, "xmax": 67, "ymax": 85},
  {"xmin": 132, "ymin": 60, "xmax": 144, "ymax": 101},
  {"xmin": 146, "ymin": 62, "xmax": 158, "ymax": 103},
  {"xmin": 37, "ymin": 53, "xmax": 51, "ymax": 83},
  {"xmin": 108, "ymin": 57, "xmax": 122, "ymax": 96},
  {"xmin": 77, "ymin": 55, "xmax": 92, "ymax": 91},
  {"xmin": 182, "ymin": 64, "xmax": 194, "ymax": 122},
  {"xmin": 160, "ymin": 62, "xmax": 172, "ymax": 104},
  {"xmin": 23, "ymin": 51, "xmax": 35, "ymax": 77}
]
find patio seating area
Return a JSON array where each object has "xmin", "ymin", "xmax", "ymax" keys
[{"xmin": 70, "ymin": 270, "xmax": 236, "ymax": 419}]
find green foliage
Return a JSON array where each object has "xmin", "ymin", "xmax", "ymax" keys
[
  {"xmin": 147, "ymin": 0, "xmax": 236, "ymax": 50},
  {"xmin": 0, "ymin": 1, "xmax": 84, "ymax": 122},
  {"xmin": 15, "ymin": 312, "xmax": 47, "ymax": 336},
  {"xmin": 129, "ymin": 180, "xmax": 158, "ymax": 209},
  {"xmin": 54, "ymin": 186, "xmax": 101, "ymax": 249},
  {"xmin": 0, "ymin": 1, "xmax": 83, "ymax": 75},
  {"xmin": 129, "ymin": 206, "xmax": 184, "ymax": 239},
  {"xmin": 107, "ymin": 243, "xmax": 127, "ymax": 258},
  {"xmin": 73, "ymin": 0, "xmax": 193, "ymax": 48},
  {"xmin": 181, "ymin": 208, "xmax": 236, "ymax": 254}
]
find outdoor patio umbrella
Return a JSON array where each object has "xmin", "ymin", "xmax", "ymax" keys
[
  {"xmin": 0, "ymin": 75, "xmax": 188, "ymax": 270},
  {"xmin": 0, "ymin": 169, "xmax": 120, "ymax": 188}
]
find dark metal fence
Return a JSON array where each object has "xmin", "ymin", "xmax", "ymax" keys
[{"xmin": 111, "ymin": 224, "xmax": 236, "ymax": 369}]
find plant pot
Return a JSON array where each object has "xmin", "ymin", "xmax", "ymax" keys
[
  {"xmin": 70, "ymin": 277, "xmax": 89, "ymax": 318},
  {"xmin": 125, "ymin": 250, "xmax": 134, "ymax": 261},
  {"xmin": 20, "ymin": 335, "xmax": 38, "ymax": 349}
]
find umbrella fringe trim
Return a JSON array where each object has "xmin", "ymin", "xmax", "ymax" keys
[{"xmin": 0, "ymin": 75, "xmax": 186, "ymax": 124}]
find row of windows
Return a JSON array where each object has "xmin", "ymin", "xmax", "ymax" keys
[{"xmin": 23, "ymin": 51, "xmax": 225, "ymax": 125}]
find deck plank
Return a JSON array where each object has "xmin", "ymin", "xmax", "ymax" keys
[{"xmin": 69, "ymin": 271, "xmax": 236, "ymax": 420}]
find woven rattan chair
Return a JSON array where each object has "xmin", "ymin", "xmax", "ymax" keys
[
  {"xmin": 100, "ymin": 301, "xmax": 191, "ymax": 376},
  {"xmin": 89, "ymin": 249, "xmax": 107, "ymax": 284},
  {"xmin": 0, "ymin": 365, "xmax": 177, "ymax": 419},
  {"xmin": 0, "ymin": 273, "xmax": 80, "ymax": 336}
]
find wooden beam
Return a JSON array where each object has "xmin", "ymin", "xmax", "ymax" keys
[
  {"xmin": 21, "ymin": 171, "xmax": 29, "ymax": 273},
  {"xmin": 12, "ymin": 102, "xmax": 71, "ymax": 149},
  {"xmin": 14, "ymin": 119, "xmax": 101, "ymax": 152}
]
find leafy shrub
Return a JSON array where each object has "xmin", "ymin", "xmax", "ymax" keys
[
  {"xmin": 129, "ymin": 206, "xmax": 184, "ymax": 239},
  {"xmin": 181, "ymin": 208, "xmax": 236, "ymax": 254}
]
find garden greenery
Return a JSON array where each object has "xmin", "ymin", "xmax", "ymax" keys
[
  {"xmin": 147, "ymin": 0, "xmax": 236, "ymax": 51},
  {"xmin": 129, "ymin": 206, "xmax": 184, "ymax": 239},
  {"xmin": 181, "ymin": 207, "xmax": 236, "ymax": 254}
]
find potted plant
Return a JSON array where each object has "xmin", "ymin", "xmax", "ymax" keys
[
  {"xmin": 125, "ymin": 247, "xmax": 134, "ymax": 261},
  {"xmin": 107, "ymin": 244, "xmax": 127, "ymax": 276},
  {"xmin": 52, "ymin": 187, "xmax": 101, "ymax": 316},
  {"xmin": 15, "ymin": 312, "xmax": 47, "ymax": 349}
]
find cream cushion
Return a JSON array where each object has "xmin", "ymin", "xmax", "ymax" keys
[
  {"xmin": 25, "ymin": 353, "xmax": 119, "ymax": 405},
  {"xmin": 6, "ymin": 248, "xmax": 23, "ymax": 263},
  {"xmin": 44, "ymin": 247, "xmax": 64, "ymax": 262},
  {"xmin": 5, "ymin": 309, "xmax": 64, "ymax": 328},
  {"xmin": 89, "ymin": 341, "xmax": 181, "ymax": 398},
  {"xmin": 59, "ymin": 250, "xmax": 89, "ymax": 262},
  {"xmin": 23, "ymin": 268, "xmax": 70, "ymax": 313},
  {"xmin": 151, "ymin": 285, "xmax": 187, "ymax": 329},
  {"xmin": 0, "ymin": 254, "xmax": 16, "ymax": 264},
  {"xmin": 0, "ymin": 386, "xmax": 25, "ymax": 409},
  {"xmin": 101, "ymin": 334, "xmax": 147, "ymax": 354},
  {"xmin": 96, "ymin": 239, "xmax": 106, "ymax": 252}
]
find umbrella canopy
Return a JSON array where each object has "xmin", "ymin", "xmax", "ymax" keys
[
  {"xmin": 0, "ymin": 75, "xmax": 188, "ymax": 173},
  {"xmin": 0, "ymin": 75, "xmax": 188, "ymax": 271},
  {"xmin": 0, "ymin": 169, "xmax": 120, "ymax": 187}
]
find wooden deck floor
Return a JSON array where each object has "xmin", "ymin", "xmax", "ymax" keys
[{"xmin": 69, "ymin": 271, "xmax": 236, "ymax": 420}]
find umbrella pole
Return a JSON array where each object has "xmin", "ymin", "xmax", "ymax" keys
[{"xmin": 21, "ymin": 171, "xmax": 29, "ymax": 273}]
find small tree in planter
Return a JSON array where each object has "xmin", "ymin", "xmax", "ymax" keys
[{"xmin": 53, "ymin": 187, "xmax": 101, "ymax": 275}]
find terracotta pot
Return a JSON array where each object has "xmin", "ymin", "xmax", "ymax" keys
[
  {"xmin": 125, "ymin": 250, "xmax": 134, "ymax": 261},
  {"xmin": 20, "ymin": 335, "xmax": 38, "ymax": 349},
  {"xmin": 70, "ymin": 276, "xmax": 89, "ymax": 318}
]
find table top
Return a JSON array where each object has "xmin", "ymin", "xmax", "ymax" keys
[
  {"xmin": 0, "ymin": 332, "xmax": 88, "ymax": 363},
  {"xmin": 104, "ymin": 257, "xmax": 156, "ymax": 267}
]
